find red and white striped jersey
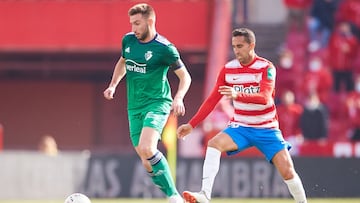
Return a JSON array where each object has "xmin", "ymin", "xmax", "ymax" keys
[{"xmin": 189, "ymin": 55, "xmax": 279, "ymax": 129}]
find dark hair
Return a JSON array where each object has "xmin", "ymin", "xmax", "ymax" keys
[
  {"xmin": 232, "ymin": 28, "xmax": 256, "ymax": 44},
  {"xmin": 128, "ymin": 3, "xmax": 155, "ymax": 19}
]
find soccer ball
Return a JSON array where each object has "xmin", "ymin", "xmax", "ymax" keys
[{"xmin": 64, "ymin": 193, "xmax": 91, "ymax": 203}]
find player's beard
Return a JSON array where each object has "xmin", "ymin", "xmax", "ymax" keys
[
  {"xmin": 237, "ymin": 53, "xmax": 252, "ymax": 65},
  {"xmin": 137, "ymin": 26, "xmax": 150, "ymax": 41},
  {"xmin": 236, "ymin": 55, "xmax": 245, "ymax": 64}
]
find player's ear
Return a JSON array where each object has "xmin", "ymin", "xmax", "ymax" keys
[
  {"xmin": 250, "ymin": 42, "xmax": 256, "ymax": 49},
  {"xmin": 148, "ymin": 18, "xmax": 155, "ymax": 26}
]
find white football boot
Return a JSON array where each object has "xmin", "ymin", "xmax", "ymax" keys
[{"xmin": 182, "ymin": 191, "xmax": 210, "ymax": 203}]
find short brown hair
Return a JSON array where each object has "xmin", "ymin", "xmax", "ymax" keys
[
  {"xmin": 128, "ymin": 3, "xmax": 155, "ymax": 19},
  {"xmin": 232, "ymin": 28, "xmax": 256, "ymax": 44}
]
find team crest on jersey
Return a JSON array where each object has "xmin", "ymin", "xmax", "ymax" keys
[{"xmin": 144, "ymin": 51, "xmax": 153, "ymax": 61}]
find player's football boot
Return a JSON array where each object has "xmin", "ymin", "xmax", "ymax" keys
[
  {"xmin": 182, "ymin": 191, "xmax": 210, "ymax": 203},
  {"xmin": 169, "ymin": 194, "xmax": 184, "ymax": 203}
]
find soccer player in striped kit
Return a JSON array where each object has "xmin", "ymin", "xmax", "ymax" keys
[{"xmin": 177, "ymin": 28, "xmax": 307, "ymax": 203}]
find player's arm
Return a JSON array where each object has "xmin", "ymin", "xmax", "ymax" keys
[
  {"xmin": 103, "ymin": 57, "xmax": 126, "ymax": 100},
  {"xmin": 172, "ymin": 59, "xmax": 192, "ymax": 116},
  {"xmin": 235, "ymin": 80, "xmax": 273, "ymax": 105}
]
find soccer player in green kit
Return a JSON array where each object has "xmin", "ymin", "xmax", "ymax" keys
[{"xmin": 103, "ymin": 3, "xmax": 191, "ymax": 203}]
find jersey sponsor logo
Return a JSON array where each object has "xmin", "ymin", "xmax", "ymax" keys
[
  {"xmin": 125, "ymin": 47, "xmax": 130, "ymax": 53},
  {"xmin": 144, "ymin": 51, "xmax": 153, "ymax": 61},
  {"xmin": 233, "ymin": 84, "xmax": 260, "ymax": 94},
  {"xmin": 126, "ymin": 59, "xmax": 147, "ymax": 74}
]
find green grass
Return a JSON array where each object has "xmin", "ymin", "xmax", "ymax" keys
[{"xmin": 1, "ymin": 198, "xmax": 360, "ymax": 203}]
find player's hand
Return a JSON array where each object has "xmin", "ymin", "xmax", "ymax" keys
[
  {"xmin": 177, "ymin": 123, "xmax": 193, "ymax": 139},
  {"xmin": 171, "ymin": 97, "xmax": 185, "ymax": 116},
  {"xmin": 103, "ymin": 87, "xmax": 115, "ymax": 100},
  {"xmin": 218, "ymin": 86, "xmax": 237, "ymax": 99}
]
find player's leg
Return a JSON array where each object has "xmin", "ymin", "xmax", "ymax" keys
[
  {"xmin": 183, "ymin": 127, "xmax": 246, "ymax": 203},
  {"xmin": 135, "ymin": 127, "xmax": 181, "ymax": 199},
  {"xmin": 201, "ymin": 132, "xmax": 238, "ymax": 197},
  {"xmin": 252, "ymin": 127, "xmax": 307, "ymax": 203},
  {"xmin": 143, "ymin": 111, "xmax": 181, "ymax": 199},
  {"xmin": 272, "ymin": 150, "xmax": 307, "ymax": 203},
  {"xmin": 183, "ymin": 132, "xmax": 230, "ymax": 203},
  {"xmin": 131, "ymin": 111, "xmax": 181, "ymax": 202}
]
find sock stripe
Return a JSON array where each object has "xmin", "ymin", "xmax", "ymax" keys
[{"xmin": 147, "ymin": 151, "xmax": 163, "ymax": 166}]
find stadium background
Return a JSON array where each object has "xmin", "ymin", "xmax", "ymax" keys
[{"xmin": 0, "ymin": 0, "xmax": 359, "ymax": 201}]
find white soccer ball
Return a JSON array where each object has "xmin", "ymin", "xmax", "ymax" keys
[{"xmin": 64, "ymin": 193, "xmax": 91, "ymax": 203}]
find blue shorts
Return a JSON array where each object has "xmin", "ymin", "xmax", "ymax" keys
[{"xmin": 223, "ymin": 124, "xmax": 291, "ymax": 163}]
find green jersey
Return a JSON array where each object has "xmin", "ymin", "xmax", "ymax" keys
[{"xmin": 121, "ymin": 32, "xmax": 180, "ymax": 112}]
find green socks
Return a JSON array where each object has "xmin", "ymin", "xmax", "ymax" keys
[{"xmin": 147, "ymin": 151, "xmax": 178, "ymax": 197}]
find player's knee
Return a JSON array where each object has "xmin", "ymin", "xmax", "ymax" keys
[
  {"xmin": 281, "ymin": 167, "xmax": 296, "ymax": 180},
  {"xmin": 207, "ymin": 137, "xmax": 218, "ymax": 148},
  {"xmin": 207, "ymin": 132, "xmax": 237, "ymax": 152},
  {"xmin": 137, "ymin": 145, "xmax": 155, "ymax": 158},
  {"xmin": 207, "ymin": 137, "xmax": 226, "ymax": 152}
]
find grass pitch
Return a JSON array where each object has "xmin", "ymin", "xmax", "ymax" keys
[{"xmin": 1, "ymin": 198, "xmax": 360, "ymax": 203}]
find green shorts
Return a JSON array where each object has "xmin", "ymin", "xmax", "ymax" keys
[{"xmin": 128, "ymin": 108, "xmax": 170, "ymax": 147}]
